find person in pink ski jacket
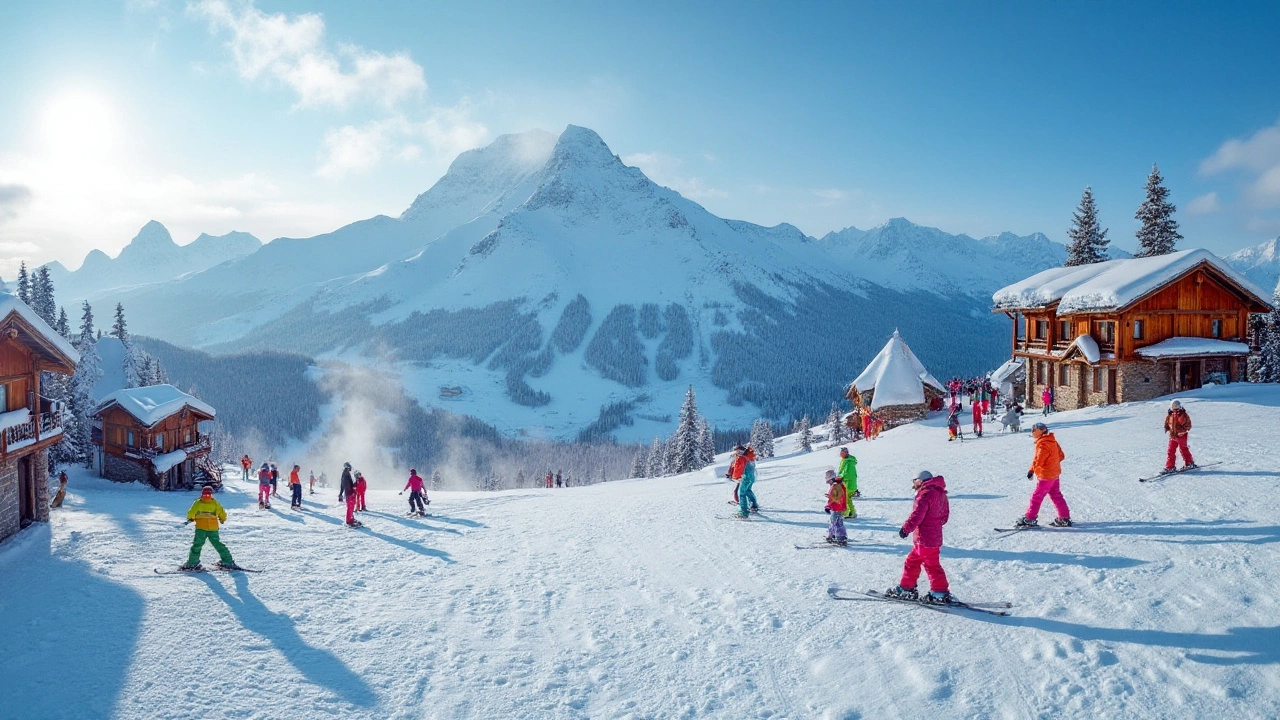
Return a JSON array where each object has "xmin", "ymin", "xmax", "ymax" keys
[
  {"xmin": 400, "ymin": 469, "xmax": 429, "ymax": 516},
  {"xmin": 885, "ymin": 471, "xmax": 952, "ymax": 604}
]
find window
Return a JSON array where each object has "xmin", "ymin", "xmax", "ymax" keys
[
  {"xmin": 127, "ymin": 430, "xmax": 135, "ymax": 447},
  {"xmin": 1212, "ymin": 319, "xmax": 1222, "ymax": 338},
  {"xmin": 156, "ymin": 434, "xmax": 164, "ymax": 451},
  {"xmin": 0, "ymin": 384, "xmax": 7, "ymax": 413},
  {"xmin": 1093, "ymin": 367, "xmax": 1103, "ymax": 392},
  {"xmin": 1035, "ymin": 319, "xmax": 1048, "ymax": 340},
  {"xmin": 1133, "ymin": 319, "xmax": 1145, "ymax": 340},
  {"xmin": 185, "ymin": 430, "xmax": 192, "ymax": 444},
  {"xmin": 1059, "ymin": 364, "xmax": 1069, "ymax": 386},
  {"xmin": 1016, "ymin": 314, "xmax": 1025, "ymax": 340},
  {"xmin": 1097, "ymin": 321, "xmax": 1115, "ymax": 345},
  {"xmin": 1036, "ymin": 361, "xmax": 1045, "ymax": 385},
  {"xmin": 1059, "ymin": 320, "xmax": 1070, "ymax": 342}
]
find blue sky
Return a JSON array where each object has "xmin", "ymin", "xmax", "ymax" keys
[{"xmin": 1, "ymin": 0, "xmax": 1279, "ymax": 274}]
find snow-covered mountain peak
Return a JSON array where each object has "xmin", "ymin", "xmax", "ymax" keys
[
  {"xmin": 399, "ymin": 129, "xmax": 557, "ymax": 223},
  {"xmin": 1227, "ymin": 236, "xmax": 1280, "ymax": 295},
  {"xmin": 524, "ymin": 125, "xmax": 651, "ymax": 214},
  {"xmin": 123, "ymin": 220, "xmax": 178, "ymax": 254}
]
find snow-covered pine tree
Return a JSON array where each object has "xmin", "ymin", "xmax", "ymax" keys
[
  {"xmin": 668, "ymin": 386, "xmax": 704, "ymax": 474},
  {"xmin": 645, "ymin": 436, "xmax": 664, "ymax": 478},
  {"xmin": 111, "ymin": 303, "xmax": 129, "ymax": 341},
  {"xmin": 16, "ymin": 262, "xmax": 30, "ymax": 304},
  {"xmin": 697, "ymin": 417, "xmax": 716, "ymax": 468},
  {"xmin": 1260, "ymin": 293, "xmax": 1280, "ymax": 383},
  {"xmin": 629, "ymin": 448, "xmax": 647, "ymax": 478},
  {"xmin": 755, "ymin": 420, "xmax": 775, "ymax": 458},
  {"xmin": 798, "ymin": 415, "xmax": 813, "ymax": 453},
  {"xmin": 825, "ymin": 406, "xmax": 843, "ymax": 445},
  {"xmin": 31, "ymin": 267, "xmax": 57, "ymax": 326},
  {"xmin": 64, "ymin": 309, "xmax": 103, "ymax": 467},
  {"xmin": 1064, "ymin": 186, "xmax": 1110, "ymax": 266},
  {"xmin": 55, "ymin": 307, "xmax": 70, "ymax": 339},
  {"xmin": 1134, "ymin": 164, "xmax": 1182, "ymax": 257}
]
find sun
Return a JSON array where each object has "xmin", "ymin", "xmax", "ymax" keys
[{"xmin": 40, "ymin": 88, "xmax": 120, "ymax": 160}]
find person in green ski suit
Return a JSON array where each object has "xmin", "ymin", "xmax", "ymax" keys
[
  {"xmin": 837, "ymin": 446, "xmax": 858, "ymax": 519},
  {"xmin": 182, "ymin": 485, "xmax": 237, "ymax": 570}
]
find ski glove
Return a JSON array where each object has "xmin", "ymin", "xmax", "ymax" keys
[
  {"xmin": 898, "ymin": 528, "xmax": 909, "ymax": 539},
  {"xmin": 1027, "ymin": 470, "xmax": 1034, "ymax": 480}
]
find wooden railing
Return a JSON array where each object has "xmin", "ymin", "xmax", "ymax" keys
[
  {"xmin": 2, "ymin": 408, "xmax": 65, "ymax": 455},
  {"xmin": 138, "ymin": 436, "xmax": 212, "ymax": 460}
]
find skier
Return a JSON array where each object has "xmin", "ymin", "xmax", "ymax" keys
[
  {"xmin": 971, "ymin": 399, "xmax": 984, "ymax": 437},
  {"xmin": 726, "ymin": 445, "xmax": 747, "ymax": 505},
  {"xmin": 980, "ymin": 383, "xmax": 991, "ymax": 417},
  {"xmin": 989, "ymin": 385, "xmax": 1000, "ymax": 417},
  {"xmin": 885, "ymin": 471, "xmax": 951, "ymax": 604},
  {"xmin": 836, "ymin": 446, "xmax": 859, "ymax": 520},
  {"xmin": 1014, "ymin": 422, "xmax": 1072, "ymax": 527},
  {"xmin": 50, "ymin": 471, "xmax": 68, "ymax": 509},
  {"xmin": 355, "ymin": 471, "xmax": 368, "ymax": 512},
  {"xmin": 1041, "ymin": 386, "xmax": 1054, "ymax": 416},
  {"xmin": 256, "ymin": 462, "xmax": 272, "ymax": 509},
  {"xmin": 240, "ymin": 454, "xmax": 252, "ymax": 482},
  {"xmin": 736, "ymin": 445, "xmax": 759, "ymax": 518},
  {"xmin": 555, "ymin": 470, "xmax": 563, "ymax": 488},
  {"xmin": 1161, "ymin": 399, "xmax": 1196, "ymax": 475},
  {"xmin": 309, "ymin": 471, "xmax": 317, "ymax": 495},
  {"xmin": 946, "ymin": 405, "xmax": 962, "ymax": 441},
  {"xmin": 269, "ymin": 463, "xmax": 280, "ymax": 498},
  {"xmin": 289, "ymin": 464, "xmax": 303, "ymax": 509},
  {"xmin": 401, "ymin": 468, "xmax": 428, "ymax": 516},
  {"xmin": 181, "ymin": 484, "xmax": 239, "ymax": 571},
  {"xmin": 318, "ymin": 471, "xmax": 328, "ymax": 488},
  {"xmin": 546, "ymin": 471, "xmax": 553, "ymax": 489},
  {"xmin": 338, "ymin": 463, "xmax": 360, "ymax": 527},
  {"xmin": 824, "ymin": 469, "xmax": 848, "ymax": 546},
  {"xmin": 1000, "ymin": 403, "xmax": 1023, "ymax": 434}
]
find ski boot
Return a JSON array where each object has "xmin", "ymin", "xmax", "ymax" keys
[
  {"xmin": 215, "ymin": 561, "xmax": 241, "ymax": 571},
  {"xmin": 1014, "ymin": 516, "xmax": 1039, "ymax": 528},
  {"xmin": 179, "ymin": 563, "xmax": 203, "ymax": 572},
  {"xmin": 834, "ymin": 538, "xmax": 848, "ymax": 547},
  {"xmin": 1158, "ymin": 467, "xmax": 1177, "ymax": 475},
  {"xmin": 1050, "ymin": 517, "xmax": 1073, "ymax": 527},
  {"xmin": 851, "ymin": 490, "xmax": 862, "ymax": 498},
  {"xmin": 749, "ymin": 505, "xmax": 760, "ymax": 514},
  {"xmin": 884, "ymin": 585, "xmax": 919, "ymax": 601},
  {"xmin": 1183, "ymin": 463, "xmax": 1198, "ymax": 471},
  {"xmin": 825, "ymin": 536, "xmax": 836, "ymax": 544},
  {"xmin": 923, "ymin": 590, "xmax": 953, "ymax": 605}
]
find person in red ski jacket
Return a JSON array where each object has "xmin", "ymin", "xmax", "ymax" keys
[
  {"xmin": 726, "ymin": 445, "xmax": 747, "ymax": 504},
  {"xmin": 971, "ymin": 400, "xmax": 984, "ymax": 437},
  {"xmin": 1162, "ymin": 399, "xmax": 1196, "ymax": 474},
  {"xmin": 886, "ymin": 471, "xmax": 951, "ymax": 603},
  {"xmin": 240, "ymin": 455, "xmax": 253, "ymax": 482},
  {"xmin": 354, "ymin": 471, "xmax": 368, "ymax": 512},
  {"xmin": 401, "ymin": 469, "xmax": 429, "ymax": 516}
]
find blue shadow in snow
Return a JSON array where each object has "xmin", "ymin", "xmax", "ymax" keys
[
  {"xmin": 834, "ymin": 540, "xmax": 1146, "ymax": 570},
  {"xmin": 362, "ymin": 511, "xmax": 463, "ymax": 535},
  {"xmin": 198, "ymin": 572, "xmax": 379, "ymax": 707},
  {"xmin": 1067, "ymin": 520, "xmax": 1280, "ymax": 546}
]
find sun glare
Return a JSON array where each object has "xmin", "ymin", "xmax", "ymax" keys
[{"xmin": 40, "ymin": 88, "xmax": 120, "ymax": 159}]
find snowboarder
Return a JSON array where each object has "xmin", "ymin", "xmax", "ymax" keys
[
  {"xmin": 837, "ymin": 446, "xmax": 858, "ymax": 519},
  {"xmin": 1014, "ymin": 422, "xmax": 1072, "ymax": 527},
  {"xmin": 1161, "ymin": 399, "xmax": 1196, "ymax": 475},
  {"xmin": 401, "ymin": 468, "xmax": 428, "ymax": 516},
  {"xmin": 885, "ymin": 471, "xmax": 951, "ymax": 604},
  {"xmin": 824, "ymin": 469, "xmax": 848, "ymax": 545},
  {"xmin": 309, "ymin": 471, "xmax": 317, "ymax": 495},
  {"xmin": 181, "ymin": 484, "xmax": 238, "ymax": 571},
  {"xmin": 947, "ymin": 406, "xmax": 962, "ymax": 441},
  {"xmin": 971, "ymin": 399, "xmax": 984, "ymax": 437},
  {"xmin": 289, "ymin": 464, "xmax": 303, "ymax": 508},
  {"xmin": 736, "ymin": 445, "xmax": 759, "ymax": 518},
  {"xmin": 726, "ymin": 445, "xmax": 747, "ymax": 504},
  {"xmin": 338, "ymin": 463, "xmax": 360, "ymax": 527},
  {"xmin": 1041, "ymin": 386, "xmax": 1054, "ymax": 416},
  {"xmin": 1000, "ymin": 403, "xmax": 1023, "ymax": 434},
  {"xmin": 269, "ymin": 463, "xmax": 280, "ymax": 498},
  {"xmin": 50, "ymin": 471, "xmax": 68, "ymax": 509},
  {"xmin": 240, "ymin": 455, "xmax": 252, "ymax": 482},
  {"xmin": 355, "ymin": 471, "xmax": 368, "ymax": 512},
  {"xmin": 256, "ymin": 463, "xmax": 272, "ymax": 509}
]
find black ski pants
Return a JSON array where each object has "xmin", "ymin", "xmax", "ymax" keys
[
  {"xmin": 291, "ymin": 484, "xmax": 302, "ymax": 507},
  {"xmin": 409, "ymin": 491, "xmax": 427, "ymax": 514}
]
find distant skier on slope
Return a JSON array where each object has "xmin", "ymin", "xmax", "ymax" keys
[
  {"xmin": 735, "ymin": 445, "xmax": 760, "ymax": 518},
  {"xmin": 837, "ymin": 446, "xmax": 859, "ymax": 519},
  {"xmin": 181, "ymin": 484, "xmax": 240, "ymax": 571},
  {"xmin": 309, "ymin": 471, "xmax": 317, "ymax": 495},
  {"xmin": 257, "ymin": 463, "xmax": 272, "ymax": 509},
  {"xmin": 401, "ymin": 468, "xmax": 429, "ymax": 516},
  {"xmin": 355, "ymin": 471, "xmax": 369, "ymax": 512},
  {"xmin": 269, "ymin": 462, "xmax": 280, "ymax": 498},
  {"xmin": 885, "ymin": 471, "xmax": 951, "ymax": 604},
  {"xmin": 289, "ymin": 464, "xmax": 303, "ymax": 509},
  {"xmin": 1160, "ymin": 399, "xmax": 1197, "ymax": 475},
  {"xmin": 1014, "ymin": 422, "xmax": 1072, "ymax": 528},
  {"xmin": 971, "ymin": 399, "xmax": 984, "ymax": 437},
  {"xmin": 555, "ymin": 470, "xmax": 563, "ymax": 488},
  {"xmin": 947, "ymin": 406, "xmax": 962, "ymax": 441},
  {"xmin": 339, "ymin": 463, "xmax": 360, "ymax": 527},
  {"xmin": 240, "ymin": 455, "xmax": 252, "ymax": 482},
  {"xmin": 546, "ymin": 471, "xmax": 553, "ymax": 489},
  {"xmin": 824, "ymin": 469, "xmax": 848, "ymax": 546}
]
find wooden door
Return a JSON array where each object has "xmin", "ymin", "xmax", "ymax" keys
[
  {"xmin": 18, "ymin": 456, "xmax": 33, "ymax": 525},
  {"xmin": 1180, "ymin": 362, "xmax": 1201, "ymax": 391},
  {"xmin": 1107, "ymin": 368, "xmax": 1117, "ymax": 405}
]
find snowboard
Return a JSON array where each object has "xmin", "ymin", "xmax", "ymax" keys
[{"xmin": 1138, "ymin": 461, "xmax": 1223, "ymax": 483}]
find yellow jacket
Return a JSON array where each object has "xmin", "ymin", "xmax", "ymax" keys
[{"xmin": 187, "ymin": 497, "xmax": 227, "ymax": 531}]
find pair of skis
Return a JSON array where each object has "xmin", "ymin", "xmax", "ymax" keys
[
  {"xmin": 1138, "ymin": 461, "xmax": 1223, "ymax": 483},
  {"xmin": 154, "ymin": 565, "xmax": 263, "ymax": 575},
  {"xmin": 828, "ymin": 587, "xmax": 1011, "ymax": 616}
]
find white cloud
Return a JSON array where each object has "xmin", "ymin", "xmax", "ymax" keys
[
  {"xmin": 316, "ymin": 107, "xmax": 488, "ymax": 179},
  {"xmin": 1186, "ymin": 191, "xmax": 1221, "ymax": 215},
  {"xmin": 190, "ymin": 0, "xmax": 426, "ymax": 109},
  {"xmin": 1200, "ymin": 117, "xmax": 1280, "ymax": 208},
  {"xmin": 621, "ymin": 152, "xmax": 727, "ymax": 201}
]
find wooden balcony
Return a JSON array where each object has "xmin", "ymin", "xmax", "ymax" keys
[{"xmin": 1, "ymin": 408, "xmax": 65, "ymax": 455}]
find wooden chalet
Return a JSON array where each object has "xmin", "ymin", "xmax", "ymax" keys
[
  {"xmin": 91, "ymin": 384, "xmax": 219, "ymax": 490},
  {"xmin": 992, "ymin": 249, "xmax": 1275, "ymax": 411},
  {"xmin": 0, "ymin": 292, "xmax": 79, "ymax": 544}
]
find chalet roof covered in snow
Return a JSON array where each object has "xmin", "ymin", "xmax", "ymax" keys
[
  {"xmin": 990, "ymin": 357, "xmax": 1024, "ymax": 385},
  {"xmin": 992, "ymin": 249, "xmax": 1274, "ymax": 315},
  {"xmin": 851, "ymin": 331, "xmax": 943, "ymax": 410},
  {"xmin": 92, "ymin": 384, "xmax": 216, "ymax": 427},
  {"xmin": 1135, "ymin": 337, "xmax": 1252, "ymax": 359},
  {"xmin": 0, "ymin": 290, "xmax": 80, "ymax": 368}
]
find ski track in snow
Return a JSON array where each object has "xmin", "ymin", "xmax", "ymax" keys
[{"xmin": 3, "ymin": 384, "xmax": 1280, "ymax": 719}]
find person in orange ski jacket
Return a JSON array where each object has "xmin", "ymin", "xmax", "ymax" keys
[{"xmin": 1014, "ymin": 422, "xmax": 1071, "ymax": 527}]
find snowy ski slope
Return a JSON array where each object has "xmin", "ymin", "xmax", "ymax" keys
[{"xmin": 2, "ymin": 384, "xmax": 1279, "ymax": 719}]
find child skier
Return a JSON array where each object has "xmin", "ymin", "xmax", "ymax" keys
[
  {"xmin": 1041, "ymin": 386, "xmax": 1054, "ymax": 416},
  {"xmin": 269, "ymin": 462, "xmax": 280, "ymax": 498},
  {"xmin": 971, "ymin": 399, "xmax": 984, "ymax": 437},
  {"xmin": 824, "ymin": 469, "xmax": 848, "ymax": 545},
  {"xmin": 837, "ymin": 446, "xmax": 858, "ymax": 519},
  {"xmin": 736, "ymin": 445, "xmax": 759, "ymax": 518},
  {"xmin": 354, "ymin": 471, "xmax": 368, "ymax": 512},
  {"xmin": 401, "ymin": 468, "xmax": 429, "ymax": 516},
  {"xmin": 257, "ymin": 463, "xmax": 272, "ymax": 509},
  {"xmin": 338, "ymin": 463, "xmax": 360, "ymax": 527},
  {"xmin": 289, "ymin": 464, "xmax": 303, "ymax": 509},
  {"xmin": 947, "ymin": 406, "xmax": 961, "ymax": 441},
  {"xmin": 1160, "ymin": 399, "xmax": 1196, "ymax": 475},
  {"xmin": 309, "ymin": 471, "xmax": 317, "ymax": 495},
  {"xmin": 886, "ymin": 471, "xmax": 951, "ymax": 603},
  {"xmin": 181, "ymin": 484, "xmax": 239, "ymax": 571},
  {"xmin": 1014, "ymin": 422, "xmax": 1072, "ymax": 527}
]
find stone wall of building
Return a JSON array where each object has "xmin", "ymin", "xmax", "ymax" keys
[
  {"xmin": 32, "ymin": 450, "xmax": 49, "ymax": 524},
  {"xmin": 1116, "ymin": 360, "xmax": 1172, "ymax": 404},
  {"xmin": 104, "ymin": 454, "xmax": 153, "ymax": 486},
  {"xmin": 0, "ymin": 458, "xmax": 17, "ymax": 544}
]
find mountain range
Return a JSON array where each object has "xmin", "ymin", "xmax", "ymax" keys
[{"xmin": 45, "ymin": 124, "xmax": 1248, "ymax": 441}]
